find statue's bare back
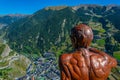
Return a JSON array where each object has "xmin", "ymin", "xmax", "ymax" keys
[{"xmin": 59, "ymin": 48, "xmax": 117, "ymax": 80}]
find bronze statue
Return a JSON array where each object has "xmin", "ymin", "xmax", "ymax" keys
[{"xmin": 59, "ymin": 24, "xmax": 117, "ymax": 80}]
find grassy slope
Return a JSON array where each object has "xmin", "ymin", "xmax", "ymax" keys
[{"xmin": 0, "ymin": 43, "xmax": 31, "ymax": 80}]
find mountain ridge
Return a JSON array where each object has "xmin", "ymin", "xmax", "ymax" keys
[{"xmin": 5, "ymin": 5, "xmax": 120, "ymax": 59}]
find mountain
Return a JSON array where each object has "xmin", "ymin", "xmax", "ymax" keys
[
  {"xmin": 5, "ymin": 5, "xmax": 120, "ymax": 59},
  {"xmin": 0, "ymin": 14, "xmax": 29, "ymax": 29}
]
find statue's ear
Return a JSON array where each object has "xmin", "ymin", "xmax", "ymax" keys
[{"xmin": 70, "ymin": 35, "xmax": 76, "ymax": 44}]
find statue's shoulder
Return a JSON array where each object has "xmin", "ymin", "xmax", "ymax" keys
[
  {"xmin": 59, "ymin": 53, "xmax": 72, "ymax": 64},
  {"xmin": 89, "ymin": 48, "xmax": 111, "ymax": 64},
  {"xmin": 88, "ymin": 48, "xmax": 117, "ymax": 78},
  {"xmin": 89, "ymin": 48, "xmax": 117, "ymax": 64},
  {"xmin": 89, "ymin": 48, "xmax": 110, "ymax": 58}
]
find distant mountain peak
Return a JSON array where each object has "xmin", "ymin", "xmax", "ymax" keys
[
  {"xmin": 44, "ymin": 6, "xmax": 68, "ymax": 10},
  {"xmin": 0, "ymin": 14, "xmax": 29, "ymax": 17},
  {"xmin": 107, "ymin": 4, "xmax": 120, "ymax": 7},
  {"xmin": 106, "ymin": 4, "xmax": 120, "ymax": 10},
  {"xmin": 6, "ymin": 14, "xmax": 29, "ymax": 17},
  {"xmin": 72, "ymin": 4, "xmax": 102, "ymax": 10},
  {"xmin": 0, "ymin": 14, "xmax": 29, "ymax": 27}
]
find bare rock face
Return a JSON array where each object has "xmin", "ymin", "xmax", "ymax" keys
[{"xmin": 1, "ymin": 45, "xmax": 11, "ymax": 57}]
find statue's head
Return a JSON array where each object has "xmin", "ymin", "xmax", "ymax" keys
[{"xmin": 70, "ymin": 24, "xmax": 93, "ymax": 49}]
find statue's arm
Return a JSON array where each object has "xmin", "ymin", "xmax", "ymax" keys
[
  {"xmin": 59, "ymin": 65, "xmax": 70, "ymax": 80},
  {"xmin": 59, "ymin": 55, "xmax": 71, "ymax": 80}
]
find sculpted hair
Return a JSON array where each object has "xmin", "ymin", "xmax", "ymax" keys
[{"xmin": 70, "ymin": 24, "xmax": 93, "ymax": 49}]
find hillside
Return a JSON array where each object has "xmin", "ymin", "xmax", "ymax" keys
[
  {"xmin": 0, "ymin": 43, "xmax": 31, "ymax": 80},
  {"xmin": 6, "ymin": 5, "xmax": 120, "ymax": 59}
]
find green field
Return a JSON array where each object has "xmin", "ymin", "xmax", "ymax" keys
[{"xmin": 113, "ymin": 51, "xmax": 120, "ymax": 60}]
